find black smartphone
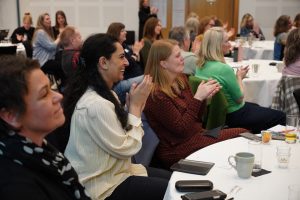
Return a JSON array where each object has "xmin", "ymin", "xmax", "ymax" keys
[
  {"xmin": 175, "ymin": 180, "xmax": 213, "ymax": 192},
  {"xmin": 269, "ymin": 62, "xmax": 277, "ymax": 66},
  {"xmin": 181, "ymin": 189, "xmax": 227, "ymax": 200}
]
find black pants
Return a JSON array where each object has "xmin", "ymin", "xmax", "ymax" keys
[
  {"xmin": 226, "ymin": 102, "xmax": 286, "ymax": 134},
  {"xmin": 106, "ymin": 167, "xmax": 171, "ymax": 200}
]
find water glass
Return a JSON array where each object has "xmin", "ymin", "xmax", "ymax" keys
[
  {"xmin": 288, "ymin": 184, "xmax": 300, "ymax": 200},
  {"xmin": 248, "ymin": 140, "xmax": 262, "ymax": 172},
  {"xmin": 276, "ymin": 145, "xmax": 291, "ymax": 168}
]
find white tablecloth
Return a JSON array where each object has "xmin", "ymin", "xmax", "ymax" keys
[
  {"xmin": 228, "ymin": 59, "xmax": 282, "ymax": 107},
  {"xmin": 163, "ymin": 137, "xmax": 300, "ymax": 200},
  {"xmin": 242, "ymin": 40, "xmax": 274, "ymax": 60}
]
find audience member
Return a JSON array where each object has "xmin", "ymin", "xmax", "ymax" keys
[
  {"xmin": 32, "ymin": 13, "xmax": 65, "ymax": 88},
  {"xmin": 282, "ymin": 28, "xmax": 300, "ymax": 76},
  {"xmin": 53, "ymin": 10, "xmax": 68, "ymax": 39},
  {"xmin": 273, "ymin": 15, "xmax": 293, "ymax": 61},
  {"xmin": 10, "ymin": 12, "xmax": 35, "ymax": 57},
  {"xmin": 107, "ymin": 22, "xmax": 144, "ymax": 104},
  {"xmin": 196, "ymin": 16, "xmax": 215, "ymax": 40},
  {"xmin": 185, "ymin": 16, "xmax": 200, "ymax": 52},
  {"xmin": 0, "ymin": 55, "xmax": 90, "ymax": 200},
  {"xmin": 140, "ymin": 17, "xmax": 163, "ymax": 70},
  {"xmin": 168, "ymin": 26, "xmax": 197, "ymax": 76},
  {"xmin": 143, "ymin": 39, "xmax": 247, "ymax": 168},
  {"xmin": 292, "ymin": 13, "xmax": 300, "ymax": 29},
  {"xmin": 196, "ymin": 27, "xmax": 286, "ymax": 133},
  {"xmin": 58, "ymin": 26, "xmax": 82, "ymax": 78},
  {"xmin": 138, "ymin": 0, "xmax": 158, "ymax": 40},
  {"xmin": 63, "ymin": 34, "xmax": 170, "ymax": 200},
  {"xmin": 240, "ymin": 13, "xmax": 265, "ymax": 40}
]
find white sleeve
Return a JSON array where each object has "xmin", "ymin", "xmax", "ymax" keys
[{"xmin": 82, "ymin": 100, "xmax": 144, "ymax": 160}]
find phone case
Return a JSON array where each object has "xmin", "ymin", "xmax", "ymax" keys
[
  {"xmin": 175, "ymin": 180, "xmax": 213, "ymax": 192},
  {"xmin": 239, "ymin": 132, "xmax": 261, "ymax": 141},
  {"xmin": 181, "ymin": 189, "xmax": 227, "ymax": 200}
]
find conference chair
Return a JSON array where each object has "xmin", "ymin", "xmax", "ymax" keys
[{"xmin": 188, "ymin": 75, "xmax": 228, "ymax": 130}]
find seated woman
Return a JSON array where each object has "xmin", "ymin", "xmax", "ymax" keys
[
  {"xmin": 240, "ymin": 13, "xmax": 265, "ymax": 40},
  {"xmin": 282, "ymin": 28, "xmax": 300, "ymax": 76},
  {"xmin": 32, "ymin": 13, "xmax": 65, "ymax": 89},
  {"xmin": 106, "ymin": 22, "xmax": 144, "ymax": 104},
  {"xmin": 195, "ymin": 27, "xmax": 286, "ymax": 134},
  {"xmin": 53, "ymin": 10, "xmax": 68, "ymax": 39},
  {"xmin": 10, "ymin": 12, "xmax": 35, "ymax": 57},
  {"xmin": 143, "ymin": 39, "xmax": 248, "ymax": 169},
  {"xmin": 140, "ymin": 17, "xmax": 163, "ymax": 70},
  {"xmin": 273, "ymin": 15, "xmax": 292, "ymax": 61},
  {"xmin": 63, "ymin": 34, "xmax": 170, "ymax": 200},
  {"xmin": 0, "ymin": 55, "xmax": 90, "ymax": 200}
]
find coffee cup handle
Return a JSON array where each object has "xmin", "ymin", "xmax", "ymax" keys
[{"xmin": 228, "ymin": 155, "xmax": 236, "ymax": 169}]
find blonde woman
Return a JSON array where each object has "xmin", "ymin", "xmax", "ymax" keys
[
  {"xmin": 10, "ymin": 12, "xmax": 35, "ymax": 57},
  {"xmin": 195, "ymin": 27, "xmax": 285, "ymax": 133},
  {"xmin": 32, "ymin": 13, "xmax": 64, "ymax": 86},
  {"xmin": 240, "ymin": 13, "xmax": 265, "ymax": 40}
]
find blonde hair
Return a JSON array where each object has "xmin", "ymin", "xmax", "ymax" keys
[
  {"xmin": 144, "ymin": 39, "xmax": 186, "ymax": 99},
  {"xmin": 197, "ymin": 27, "xmax": 226, "ymax": 67},
  {"xmin": 185, "ymin": 17, "xmax": 200, "ymax": 35},
  {"xmin": 23, "ymin": 12, "xmax": 33, "ymax": 24},
  {"xmin": 240, "ymin": 13, "xmax": 253, "ymax": 28},
  {"xmin": 34, "ymin": 13, "xmax": 54, "ymax": 41}
]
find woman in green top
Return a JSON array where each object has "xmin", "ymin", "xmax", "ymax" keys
[{"xmin": 195, "ymin": 27, "xmax": 285, "ymax": 133}]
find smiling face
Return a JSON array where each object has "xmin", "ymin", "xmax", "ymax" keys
[
  {"xmin": 57, "ymin": 14, "xmax": 66, "ymax": 27},
  {"xmin": 161, "ymin": 44, "xmax": 184, "ymax": 81},
  {"xmin": 119, "ymin": 28, "xmax": 127, "ymax": 43},
  {"xmin": 18, "ymin": 69, "xmax": 65, "ymax": 142},
  {"xmin": 154, "ymin": 21, "xmax": 162, "ymax": 36},
  {"xmin": 100, "ymin": 42, "xmax": 129, "ymax": 88},
  {"xmin": 43, "ymin": 14, "xmax": 51, "ymax": 28}
]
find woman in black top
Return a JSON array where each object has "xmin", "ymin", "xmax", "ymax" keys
[
  {"xmin": 138, "ymin": 0, "xmax": 158, "ymax": 40},
  {"xmin": 10, "ymin": 12, "xmax": 35, "ymax": 57},
  {"xmin": 0, "ymin": 55, "xmax": 90, "ymax": 200}
]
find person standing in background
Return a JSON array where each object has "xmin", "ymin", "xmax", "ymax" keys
[
  {"xmin": 53, "ymin": 10, "xmax": 68, "ymax": 39},
  {"xmin": 10, "ymin": 12, "xmax": 35, "ymax": 57},
  {"xmin": 138, "ymin": 0, "xmax": 158, "ymax": 40}
]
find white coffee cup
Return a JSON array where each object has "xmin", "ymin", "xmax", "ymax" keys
[{"xmin": 228, "ymin": 152, "xmax": 254, "ymax": 178}]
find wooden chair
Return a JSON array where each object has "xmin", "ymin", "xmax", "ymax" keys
[{"xmin": 188, "ymin": 75, "xmax": 228, "ymax": 130}]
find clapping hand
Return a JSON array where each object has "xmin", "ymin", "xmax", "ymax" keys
[
  {"xmin": 194, "ymin": 79, "xmax": 221, "ymax": 101},
  {"xmin": 236, "ymin": 66, "xmax": 249, "ymax": 79},
  {"xmin": 126, "ymin": 75, "xmax": 153, "ymax": 117}
]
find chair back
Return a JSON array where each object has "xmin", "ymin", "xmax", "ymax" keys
[
  {"xmin": 293, "ymin": 88, "xmax": 300, "ymax": 114},
  {"xmin": 272, "ymin": 75, "xmax": 300, "ymax": 116},
  {"xmin": 188, "ymin": 75, "xmax": 228, "ymax": 129},
  {"xmin": 132, "ymin": 113, "xmax": 159, "ymax": 166}
]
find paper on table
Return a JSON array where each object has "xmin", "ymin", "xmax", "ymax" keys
[{"xmin": 268, "ymin": 125, "xmax": 296, "ymax": 134}]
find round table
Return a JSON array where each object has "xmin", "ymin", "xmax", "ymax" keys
[{"xmin": 163, "ymin": 137, "xmax": 300, "ymax": 200}]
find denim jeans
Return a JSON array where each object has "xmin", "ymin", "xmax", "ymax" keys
[{"xmin": 113, "ymin": 75, "xmax": 144, "ymax": 104}]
